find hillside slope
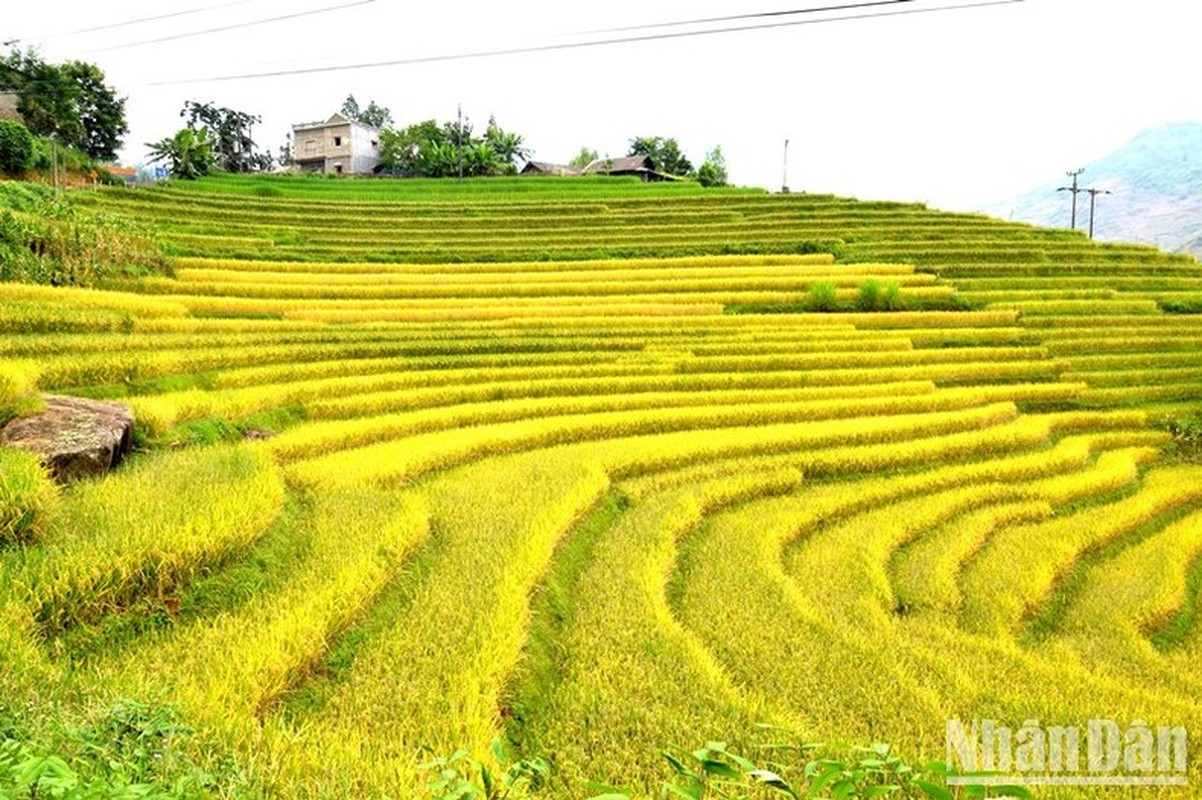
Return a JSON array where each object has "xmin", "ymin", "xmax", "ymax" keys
[
  {"xmin": 2, "ymin": 175, "xmax": 1201, "ymax": 798},
  {"xmin": 983, "ymin": 122, "xmax": 1202, "ymax": 257}
]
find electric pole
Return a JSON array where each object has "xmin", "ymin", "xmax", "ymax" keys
[
  {"xmin": 1084, "ymin": 187, "xmax": 1112, "ymax": 240},
  {"xmin": 456, "ymin": 103, "xmax": 463, "ymax": 181},
  {"xmin": 781, "ymin": 138, "xmax": 789, "ymax": 194},
  {"xmin": 1057, "ymin": 168, "xmax": 1085, "ymax": 230}
]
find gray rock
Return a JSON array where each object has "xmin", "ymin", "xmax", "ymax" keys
[{"xmin": 0, "ymin": 395, "xmax": 134, "ymax": 482}]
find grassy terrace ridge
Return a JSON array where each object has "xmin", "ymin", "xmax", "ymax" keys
[{"xmin": 2, "ymin": 173, "xmax": 1202, "ymax": 799}]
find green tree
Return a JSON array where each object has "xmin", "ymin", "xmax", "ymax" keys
[
  {"xmin": 380, "ymin": 119, "xmax": 445, "ymax": 174},
  {"xmin": 340, "ymin": 94, "xmax": 393, "ymax": 128},
  {"xmin": 628, "ymin": 135, "xmax": 693, "ymax": 176},
  {"xmin": 378, "ymin": 113, "xmax": 526, "ymax": 177},
  {"xmin": 0, "ymin": 120, "xmax": 35, "ymax": 174},
  {"xmin": 0, "ymin": 49, "xmax": 127, "ymax": 161},
  {"xmin": 484, "ymin": 116, "xmax": 529, "ymax": 173},
  {"xmin": 277, "ymin": 131, "xmax": 294, "ymax": 167},
  {"xmin": 359, "ymin": 101, "xmax": 393, "ymax": 129},
  {"xmin": 60, "ymin": 61, "xmax": 126, "ymax": 161},
  {"xmin": 697, "ymin": 145, "xmax": 728, "ymax": 188},
  {"xmin": 180, "ymin": 100, "xmax": 271, "ymax": 172},
  {"xmin": 146, "ymin": 126, "xmax": 217, "ymax": 179},
  {"xmin": 569, "ymin": 147, "xmax": 598, "ymax": 170}
]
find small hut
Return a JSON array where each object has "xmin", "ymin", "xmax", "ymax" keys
[{"xmin": 521, "ymin": 161, "xmax": 580, "ymax": 176}]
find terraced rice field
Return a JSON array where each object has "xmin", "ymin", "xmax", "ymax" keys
[{"xmin": 3, "ymin": 174, "xmax": 1202, "ymax": 798}]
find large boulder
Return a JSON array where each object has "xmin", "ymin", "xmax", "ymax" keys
[{"xmin": 0, "ymin": 395, "xmax": 134, "ymax": 482}]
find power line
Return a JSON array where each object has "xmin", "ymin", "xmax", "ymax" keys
[
  {"xmin": 4, "ymin": 0, "xmax": 259, "ymax": 46},
  {"xmin": 579, "ymin": 0, "xmax": 915, "ymax": 35},
  {"xmin": 149, "ymin": 0, "xmax": 1024, "ymax": 86},
  {"xmin": 87, "ymin": 0, "xmax": 375, "ymax": 54}
]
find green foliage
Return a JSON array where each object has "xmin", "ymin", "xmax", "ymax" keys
[
  {"xmin": 60, "ymin": 61, "xmax": 127, "ymax": 162},
  {"xmin": 569, "ymin": 147, "xmax": 599, "ymax": 170},
  {"xmin": 1158, "ymin": 296, "xmax": 1202, "ymax": 314},
  {"xmin": 485, "ymin": 117, "xmax": 530, "ymax": 173},
  {"xmin": 883, "ymin": 281, "xmax": 903, "ymax": 311},
  {"xmin": 659, "ymin": 740, "xmax": 781, "ymax": 799},
  {"xmin": 0, "ymin": 120, "xmax": 35, "ymax": 174},
  {"xmin": 590, "ymin": 739, "xmax": 1029, "ymax": 800},
  {"xmin": 857, "ymin": 279, "xmax": 882, "ymax": 311},
  {"xmin": 0, "ymin": 699, "xmax": 241, "ymax": 799},
  {"xmin": 379, "ymin": 114, "xmax": 528, "ymax": 177},
  {"xmin": 146, "ymin": 127, "xmax": 217, "ymax": 180},
  {"xmin": 0, "ymin": 181, "xmax": 169, "ymax": 285},
  {"xmin": 30, "ymin": 137, "xmax": 93, "ymax": 175},
  {"xmin": 808, "ymin": 282, "xmax": 839, "ymax": 312},
  {"xmin": 1162, "ymin": 413, "xmax": 1202, "ymax": 463},
  {"xmin": 1, "ymin": 48, "xmax": 127, "ymax": 161},
  {"xmin": 854, "ymin": 280, "xmax": 906, "ymax": 312},
  {"xmin": 697, "ymin": 146, "xmax": 728, "ymax": 188},
  {"xmin": 628, "ymin": 136, "xmax": 694, "ymax": 176},
  {"xmin": 179, "ymin": 100, "xmax": 271, "ymax": 173},
  {"xmin": 421, "ymin": 739, "xmax": 551, "ymax": 800},
  {"xmin": 340, "ymin": 93, "xmax": 393, "ymax": 129}
]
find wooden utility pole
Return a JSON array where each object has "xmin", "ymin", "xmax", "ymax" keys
[
  {"xmin": 1057, "ymin": 168, "xmax": 1085, "ymax": 229},
  {"xmin": 456, "ymin": 103, "xmax": 463, "ymax": 181},
  {"xmin": 51, "ymin": 137, "xmax": 59, "ymax": 197},
  {"xmin": 1084, "ymin": 187, "xmax": 1112, "ymax": 240}
]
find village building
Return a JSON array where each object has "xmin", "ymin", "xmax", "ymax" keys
[
  {"xmin": 520, "ymin": 161, "xmax": 579, "ymax": 177},
  {"xmin": 0, "ymin": 92, "xmax": 23, "ymax": 123},
  {"xmin": 291, "ymin": 113, "xmax": 380, "ymax": 175},
  {"xmin": 580, "ymin": 154, "xmax": 666, "ymax": 182}
]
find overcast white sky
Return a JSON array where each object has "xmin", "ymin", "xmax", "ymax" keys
[{"xmin": 5, "ymin": 0, "xmax": 1199, "ymax": 210}]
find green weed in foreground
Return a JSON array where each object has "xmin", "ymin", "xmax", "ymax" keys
[
  {"xmin": 421, "ymin": 738, "xmax": 551, "ymax": 800},
  {"xmin": 422, "ymin": 736, "xmax": 1028, "ymax": 799},
  {"xmin": 0, "ymin": 447, "xmax": 57, "ymax": 546},
  {"xmin": 0, "ymin": 699, "xmax": 247, "ymax": 799}
]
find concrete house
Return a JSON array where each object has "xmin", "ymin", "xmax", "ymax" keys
[
  {"xmin": 0, "ymin": 92, "xmax": 23, "ymax": 123},
  {"xmin": 291, "ymin": 113, "xmax": 380, "ymax": 175}
]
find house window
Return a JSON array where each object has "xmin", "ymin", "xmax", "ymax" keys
[
  {"xmin": 333, "ymin": 136, "xmax": 342, "ymax": 147},
  {"xmin": 334, "ymin": 164, "xmax": 343, "ymax": 175},
  {"xmin": 304, "ymin": 139, "xmax": 316, "ymax": 153}
]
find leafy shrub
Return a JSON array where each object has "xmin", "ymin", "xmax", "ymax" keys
[
  {"xmin": 0, "ymin": 699, "xmax": 242, "ymax": 799},
  {"xmin": 808, "ymin": 282, "xmax": 839, "ymax": 312},
  {"xmin": 857, "ymin": 279, "xmax": 882, "ymax": 311},
  {"xmin": 883, "ymin": 281, "xmax": 903, "ymax": 311},
  {"xmin": 96, "ymin": 169, "xmax": 127, "ymax": 186},
  {"xmin": 697, "ymin": 146, "xmax": 729, "ymax": 188},
  {"xmin": 0, "ymin": 121, "xmax": 35, "ymax": 175},
  {"xmin": 421, "ymin": 739, "xmax": 550, "ymax": 800},
  {"xmin": 28, "ymin": 138, "xmax": 93, "ymax": 175},
  {"xmin": 589, "ymin": 738, "xmax": 1031, "ymax": 800},
  {"xmin": 1164, "ymin": 414, "xmax": 1202, "ymax": 462},
  {"xmin": 1159, "ymin": 297, "xmax": 1202, "ymax": 314}
]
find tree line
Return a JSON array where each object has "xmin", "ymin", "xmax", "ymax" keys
[
  {"xmin": 0, "ymin": 52, "xmax": 728, "ymax": 189},
  {"xmin": 358, "ymin": 96, "xmax": 727, "ymax": 186}
]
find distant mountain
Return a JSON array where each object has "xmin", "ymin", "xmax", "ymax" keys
[{"xmin": 980, "ymin": 122, "xmax": 1202, "ymax": 258}]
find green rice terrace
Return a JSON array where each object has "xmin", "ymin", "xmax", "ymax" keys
[{"xmin": 2, "ymin": 173, "xmax": 1202, "ymax": 798}]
